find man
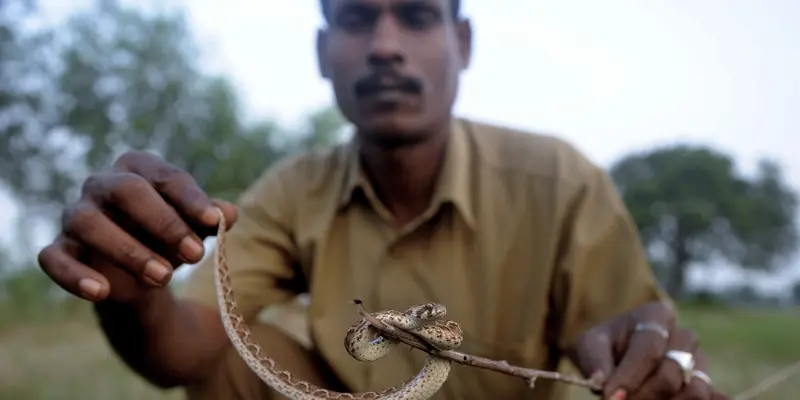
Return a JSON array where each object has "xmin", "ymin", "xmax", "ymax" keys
[{"xmin": 37, "ymin": 0, "xmax": 729, "ymax": 399}]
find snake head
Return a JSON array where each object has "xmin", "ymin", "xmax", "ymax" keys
[{"xmin": 407, "ymin": 302, "xmax": 447, "ymax": 320}]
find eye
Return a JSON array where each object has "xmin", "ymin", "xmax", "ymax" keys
[
  {"xmin": 396, "ymin": 3, "xmax": 441, "ymax": 30},
  {"xmin": 335, "ymin": 5, "xmax": 378, "ymax": 32}
]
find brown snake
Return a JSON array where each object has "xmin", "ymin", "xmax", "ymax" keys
[{"xmin": 212, "ymin": 207, "xmax": 464, "ymax": 399}]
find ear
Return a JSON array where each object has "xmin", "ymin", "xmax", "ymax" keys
[
  {"xmin": 316, "ymin": 28, "xmax": 331, "ymax": 79},
  {"xmin": 455, "ymin": 18, "xmax": 473, "ymax": 70}
]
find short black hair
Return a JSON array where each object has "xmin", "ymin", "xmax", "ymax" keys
[{"xmin": 319, "ymin": 0, "xmax": 462, "ymax": 21}]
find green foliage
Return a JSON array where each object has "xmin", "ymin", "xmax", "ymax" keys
[
  {"xmin": 611, "ymin": 145, "xmax": 798, "ymax": 297},
  {"xmin": 0, "ymin": 0, "xmax": 59, "ymax": 201},
  {"xmin": 0, "ymin": 267, "xmax": 56, "ymax": 326},
  {"xmin": 0, "ymin": 0, "xmax": 346, "ymax": 221},
  {"xmin": 0, "ymin": 0, "xmax": 345, "ymax": 311},
  {"xmin": 0, "ymin": 246, "xmax": 77, "ymax": 328}
]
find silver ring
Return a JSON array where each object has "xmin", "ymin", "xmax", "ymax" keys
[
  {"xmin": 664, "ymin": 350, "xmax": 696, "ymax": 385},
  {"xmin": 692, "ymin": 370, "xmax": 712, "ymax": 385},
  {"xmin": 634, "ymin": 322, "xmax": 669, "ymax": 340}
]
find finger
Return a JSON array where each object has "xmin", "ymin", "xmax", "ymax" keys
[
  {"xmin": 633, "ymin": 329, "xmax": 703, "ymax": 399},
  {"xmin": 670, "ymin": 375, "xmax": 711, "ymax": 400},
  {"xmin": 569, "ymin": 326, "xmax": 615, "ymax": 394},
  {"xmin": 171, "ymin": 198, "xmax": 238, "ymax": 250},
  {"xmin": 193, "ymin": 198, "xmax": 239, "ymax": 238},
  {"xmin": 212, "ymin": 198, "xmax": 238, "ymax": 227},
  {"xmin": 109, "ymin": 209, "xmax": 192, "ymax": 268},
  {"xmin": 670, "ymin": 350, "xmax": 712, "ymax": 400},
  {"xmin": 604, "ymin": 302, "xmax": 677, "ymax": 399},
  {"xmin": 82, "ymin": 172, "xmax": 206, "ymax": 263},
  {"xmin": 61, "ymin": 201, "xmax": 174, "ymax": 286},
  {"xmin": 37, "ymin": 236, "xmax": 111, "ymax": 301},
  {"xmin": 113, "ymin": 151, "xmax": 237, "ymax": 229},
  {"xmin": 109, "ymin": 201, "xmax": 232, "ymax": 268}
]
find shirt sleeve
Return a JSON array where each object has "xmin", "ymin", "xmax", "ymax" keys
[
  {"xmin": 549, "ymin": 163, "xmax": 672, "ymax": 351},
  {"xmin": 180, "ymin": 163, "xmax": 302, "ymax": 323}
]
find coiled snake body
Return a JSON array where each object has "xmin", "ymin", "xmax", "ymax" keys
[{"xmin": 212, "ymin": 208, "xmax": 464, "ymax": 399}]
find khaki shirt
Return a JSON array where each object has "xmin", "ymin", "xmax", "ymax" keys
[{"xmin": 183, "ymin": 117, "xmax": 668, "ymax": 399}]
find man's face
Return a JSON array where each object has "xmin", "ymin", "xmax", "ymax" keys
[{"xmin": 317, "ymin": 0, "xmax": 471, "ymax": 146}]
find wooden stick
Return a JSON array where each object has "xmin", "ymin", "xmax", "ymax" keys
[{"xmin": 351, "ymin": 299, "xmax": 602, "ymax": 392}]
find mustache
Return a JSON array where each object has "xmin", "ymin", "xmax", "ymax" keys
[{"xmin": 354, "ymin": 71, "xmax": 423, "ymax": 97}]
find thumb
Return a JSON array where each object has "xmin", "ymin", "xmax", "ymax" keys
[
  {"xmin": 209, "ymin": 199, "xmax": 239, "ymax": 230},
  {"xmin": 192, "ymin": 200, "xmax": 239, "ymax": 242},
  {"xmin": 568, "ymin": 327, "xmax": 615, "ymax": 394}
]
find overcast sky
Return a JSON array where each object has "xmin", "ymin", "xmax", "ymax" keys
[{"xmin": 3, "ymin": 0, "xmax": 798, "ymax": 293}]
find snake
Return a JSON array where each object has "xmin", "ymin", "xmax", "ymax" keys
[{"xmin": 211, "ymin": 207, "xmax": 464, "ymax": 399}]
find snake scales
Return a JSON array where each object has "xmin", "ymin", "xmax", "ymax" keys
[{"xmin": 212, "ymin": 207, "xmax": 464, "ymax": 399}]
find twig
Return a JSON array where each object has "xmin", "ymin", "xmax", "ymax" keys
[
  {"xmin": 733, "ymin": 359, "xmax": 800, "ymax": 400},
  {"xmin": 351, "ymin": 299, "xmax": 601, "ymax": 392}
]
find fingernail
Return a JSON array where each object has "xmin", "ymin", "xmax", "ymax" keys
[
  {"xmin": 144, "ymin": 259, "xmax": 172, "ymax": 285},
  {"xmin": 78, "ymin": 278, "xmax": 102, "ymax": 299},
  {"xmin": 200, "ymin": 207, "xmax": 220, "ymax": 226},
  {"xmin": 611, "ymin": 389, "xmax": 627, "ymax": 400},
  {"xmin": 179, "ymin": 236, "xmax": 205, "ymax": 262}
]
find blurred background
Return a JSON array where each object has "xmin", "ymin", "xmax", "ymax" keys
[{"xmin": 1, "ymin": 0, "xmax": 798, "ymax": 398}]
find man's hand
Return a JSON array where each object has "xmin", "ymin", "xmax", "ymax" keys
[
  {"xmin": 37, "ymin": 150, "xmax": 239, "ymax": 304},
  {"xmin": 568, "ymin": 301, "xmax": 731, "ymax": 400}
]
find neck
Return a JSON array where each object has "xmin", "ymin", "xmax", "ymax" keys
[{"xmin": 358, "ymin": 121, "xmax": 451, "ymax": 226}]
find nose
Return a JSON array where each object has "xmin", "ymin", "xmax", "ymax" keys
[{"xmin": 367, "ymin": 16, "xmax": 404, "ymax": 67}]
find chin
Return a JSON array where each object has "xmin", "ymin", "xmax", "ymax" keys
[{"xmin": 357, "ymin": 113, "xmax": 430, "ymax": 148}]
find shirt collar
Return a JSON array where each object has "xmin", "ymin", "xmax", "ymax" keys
[{"xmin": 337, "ymin": 118, "xmax": 475, "ymax": 229}]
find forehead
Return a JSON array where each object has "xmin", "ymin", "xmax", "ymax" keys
[{"xmin": 328, "ymin": 0, "xmax": 450, "ymax": 12}]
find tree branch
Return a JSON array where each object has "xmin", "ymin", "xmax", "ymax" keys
[{"xmin": 351, "ymin": 299, "xmax": 602, "ymax": 392}]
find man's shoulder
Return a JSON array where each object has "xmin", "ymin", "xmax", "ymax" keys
[
  {"xmin": 461, "ymin": 117, "xmax": 601, "ymax": 185},
  {"xmin": 239, "ymin": 143, "xmax": 350, "ymax": 204},
  {"xmin": 273, "ymin": 143, "xmax": 350, "ymax": 182}
]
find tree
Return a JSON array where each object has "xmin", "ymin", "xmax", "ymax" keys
[
  {"xmin": 0, "ymin": 0, "xmax": 346, "ymax": 310},
  {"xmin": 0, "ymin": 0, "xmax": 56, "ymax": 199},
  {"xmin": 610, "ymin": 144, "xmax": 798, "ymax": 298},
  {"xmin": 0, "ymin": 0, "xmax": 345, "ymax": 228},
  {"xmin": 793, "ymin": 282, "xmax": 800, "ymax": 305}
]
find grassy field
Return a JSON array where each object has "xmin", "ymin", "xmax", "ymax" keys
[{"xmin": 1, "ymin": 301, "xmax": 798, "ymax": 399}]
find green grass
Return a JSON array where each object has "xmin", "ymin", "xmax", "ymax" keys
[
  {"xmin": 1, "ymin": 302, "xmax": 798, "ymax": 399},
  {"xmin": 682, "ymin": 304, "xmax": 800, "ymax": 397},
  {"xmin": 0, "ymin": 302, "xmax": 182, "ymax": 399}
]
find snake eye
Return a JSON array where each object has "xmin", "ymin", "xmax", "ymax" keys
[{"xmin": 429, "ymin": 304, "xmax": 447, "ymax": 317}]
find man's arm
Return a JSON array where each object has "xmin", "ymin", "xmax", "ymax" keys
[
  {"xmin": 94, "ymin": 163, "xmax": 302, "ymax": 388},
  {"xmin": 549, "ymin": 164, "xmax": 728, "ymax": 400},
  {"xmin": 548, "ymin": 162, "xmax": 671, "ymax": 354},
  {"xmin": 94, "ymin": 288, "xmax": 228, "ymax": 388}
]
